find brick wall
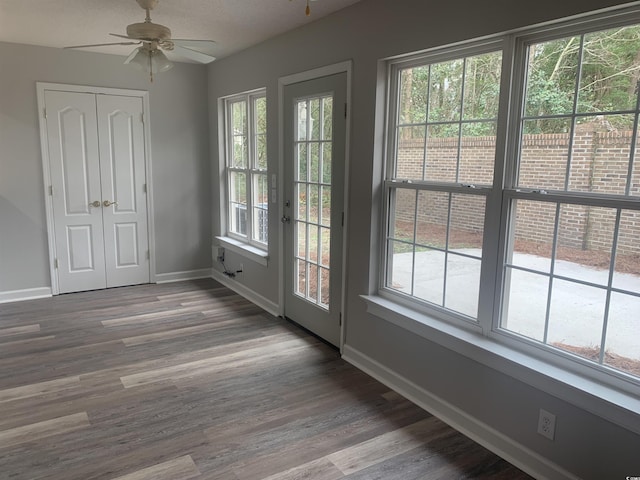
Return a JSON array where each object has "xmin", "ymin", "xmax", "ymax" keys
[{"xmin": 394, "ymin": 126, "xmax": 639, "ymax": 255}]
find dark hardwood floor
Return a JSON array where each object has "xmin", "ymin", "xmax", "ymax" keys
[{"xmin": 0, "ymin": 279, "xmax": 532, "ymax": 479}]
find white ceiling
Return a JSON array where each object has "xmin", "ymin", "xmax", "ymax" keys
[{"xmin": 0, "ymin": 0, "xmax": 361, "ymax": 62}]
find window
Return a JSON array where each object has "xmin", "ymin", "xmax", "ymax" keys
[
  {"xmin": 224, "ymin": 91, "xmax": 268, "ymax": 247},
  {"xmin": 383, "ymin": 14, "xmax": 640, "ymax": 389}
]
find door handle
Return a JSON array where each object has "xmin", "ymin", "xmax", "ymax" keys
[
  {"xmin": 89, "ymin": 200, "xmax": 101, "ymax": 208},
  {"xmin": 103, "ymin": 200, "xmax": 118, "ymax": 207}
]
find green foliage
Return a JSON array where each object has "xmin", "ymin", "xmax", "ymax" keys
[{"xmin": 399, "ymin": 25, "xmax": 640, "ymax": 136}]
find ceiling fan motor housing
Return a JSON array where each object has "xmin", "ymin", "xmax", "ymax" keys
[{"xmin": 126, "ymin": 22, "xmax": 171, "ymax": 41}]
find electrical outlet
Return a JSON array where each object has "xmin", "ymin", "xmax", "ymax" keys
[
  {"xmin": 217, "ymin": 247, "xmax": 225, "ymax": 263},
  {"xmin": 537, "ymin": 409, "xmax": 556, "ymax": 440}
]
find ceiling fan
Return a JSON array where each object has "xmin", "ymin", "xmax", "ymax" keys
[{"xmin": 65, "ymin": 0, "xmax": 216, "ymax": 81}]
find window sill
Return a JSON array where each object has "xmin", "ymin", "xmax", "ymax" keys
[
  {"xmin": 361, "ymin": 294, "xmax": 640, "ymax": 436},
  {"xmin": 216, "ymin": 236, "xmax": 269, "ymax": 266}
]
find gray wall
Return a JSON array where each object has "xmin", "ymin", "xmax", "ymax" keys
[
  {"xmin": 0, "ymin": 42, "xmax": 211, "ymax": 292},
  {"xmin": 208, "ymin": 0, "xmax": 640, "ymax": 477}
]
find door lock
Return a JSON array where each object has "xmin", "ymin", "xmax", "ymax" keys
[
  {"xmin": 281, "ymin": 215, "xmax": 291, "ymax": 224},
  {"xmin": 103, "ymin": 200, "xmax": 118, "ymax": 207},
  {"xmin": 89, "ymin": 200, "xmax": 101, "ymax": 208}
]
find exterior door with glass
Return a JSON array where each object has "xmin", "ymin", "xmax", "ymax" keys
[{"xmin": 283, "ymin": 72, "xmax": 347, "ymax": 347}]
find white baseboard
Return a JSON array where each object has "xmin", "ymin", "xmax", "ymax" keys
[
  {"xmin": 155, "ymin": 268, "xmax": 213, "ymax": 284},
  {"xmin": 342, "ymin": 344, "xmax": 580, "ymax": 480},
  {"xmin": 211, "ymin": 270, "xmax": 279, "ymax": 317},
  {"xmin": 0, "ymin": 287, "xmax": 52, "ymax": 304}
]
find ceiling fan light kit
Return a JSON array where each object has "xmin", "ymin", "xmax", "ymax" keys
[{"xmin": 64, "ymin": 0, "xmax": 216, "ymax": 82}]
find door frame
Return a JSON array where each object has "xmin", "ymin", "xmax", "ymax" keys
[
  {"xmin": 36, "ymin": 82, "xmax": 156, "ymax": 295},
  {"xmin": 277, "ymin": 61, "xmax": 352, "ymax": 351}
]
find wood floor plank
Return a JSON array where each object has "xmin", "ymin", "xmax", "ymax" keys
[
  {"xmin": 0, "ymin": 324, "xmax": 40, "ymax": 337},
  {"xmin": 0, "ymin": 280, "xmax": 531, "ymax": 480},
  {"xmin": 0, "ymin": 375, "xmax": 80, "ymax": 403},
  {"xmin": 111, "ymin": 455, "xmax": 200, "ymax": 480},
  {"xmin": 0, "ymin": 412, "xmax": 89, "ymax": 449}
]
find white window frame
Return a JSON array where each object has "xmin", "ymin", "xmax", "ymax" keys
[
  {"xmin": 378, "ymin": 8, "xmax": 640, "ymax": 402},
  {"xmin": 222, "ymin": 89, "xmax": 268, "ymax": 250}
]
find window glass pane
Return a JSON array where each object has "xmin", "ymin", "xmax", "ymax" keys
[
  {"xmin": 320, "ymin": 187, "xmax": 331, "ymax": 227},
  {"xmin": 518, "ymin": 118, "xmax": 571, "ymax": 190},
  {"xmin": 322, "ymin": 97, "xmax": 333, "ymax": 140},
  {"xmin": 425, "ymin": 124, "xmax": 458, "ymax": 182},
  {"xmin": 229, "ymin": 171, "xmax": 246, "ymax": 205},
  {"xmin": 605, "ymin": 293, "xmax": 640, "ymax": 376},
  {"xmin": 309, "ymin": 263, "xmax": 319, "ymax": 302},
  {"xmin": 297, "ymin": 143, "xmax": 308, "ymax": 182},
  {"xmin": 309, "ymin": 142, "xmax": 320, "ymax": 183},
  {"xmin": 297, "ymin": 223, "xmax": 307, "ymax": 258},
  {"xmin": 524, "ymin": 37, "xmax": 580, "ymax": 118},
  {"xmin": 613, "ymin": 209, "xmax": 640, "ymax": 293},
  {"xmin": 458, "ymin": 121, "xmax": 496, "ymax": 186},
  {"xmin": 502, "ymin": 268, "xmax": 550, "ymax": 342},
  {"xmin": 396, "ymin": 126, "xmax": 425, "ymax": 180},
  {"xmin": 297, "ymin": 183, "xmax": 307, "ymax": 222},
  {"xmin": 428, "ymin": 59, "xmax": 463, "ymax": 122},
  {"xmin": 229, "ymin": 202, "xmax": 247, "ymax": 236},
  {"xmin": 547, "ymin": 280, "xmax": 606, "ymax": 360},
  {"xmin": 509, "ymin": 199, "xmax": 556, "ymax": 273},
  {"xmin": 297, "ymin": 260, "xmax": 307, "ymax": 297},
  {"xmin": 462, "ymin": 51, "xmax": 502, "ymax": 120},
  {"xmin": 320, "ymin": 227, "xmax": 330, "ymax": 267},
  {"xmin": 387, "ymin": 240, "xmax": 414, "ymax": 295},
  {"xmin": 322, "ymin": 143, "xmax": 332, "ymax": 184},
  {"xmin": 399, "ymin": 66, "xmax": 429, "ymax": 125},
  {"xmin": 308, "ymin": 225, "xmax": 318, "ymax": 263},
  {"xmin": 569, "ymin": 114, "xmax": 634, "ymax": 195},
  {"xmin": 297, "ymin": 100, "xmax": 308, "ymax": 141},
  {"xmin": 445, "ymin": 254, "xmax": 481, "ymax": 318},
  {"xmin": 449, "ymin": 193, "xmax": 485, "ymax": 253},
  {"xmin": 390, "ymin": 189, "xmax": 416, "ymax": 243},
  {"xmin": 252, "ymin": 174, "xmax": 268, "ymax": 244},
  {"xmin": 414, "ymin": 248, "xmax": 445, "ymax": 305},
  {"xmin": 555, "ymin": 205, "xmax": 614, "ymax": 286},
  {"xmin": 310, "ymin": 98, "xmax": 321, "ymax": 140},
  {"xmin": 320, "ymin": 268, "xmax": 330, "ymax": 307},
  {"xmin": 416, "ymin": 190, "xmax": 448, "ymax": 248},
  {"xmin": 308, "ymin": 185, "xmax": 319, "ymax": 224},
  {"xmin": 231, "ymin": 101, "xmax": 247, "ymax": 168},
  {"xmin": 578, "ymin": 26, "xmax": 640, "ymax": 113}
]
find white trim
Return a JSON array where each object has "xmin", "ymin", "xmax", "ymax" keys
[
  {"xmin": 277, "ymin": 60, "xmax": 353, "ymax": 352},
  {"xmin": 36, "ymin": 82, "xmax": 156, "ymax": 294},
  {"xmin": 342, "ymin": 345, "xmax": 581, "ymax": 480},
  {"xmin": 155, "ymin": 269, "xmax": 213, "ymax": 284},
  {"xmin": 212, "ymin": 270, "xmax": 279, "ymax": 316},
  {"xmin": 216, "ymin": 236, "xmax": 268, "ymax": 266},
  {"xmin": 361, "ymin": 294, "xmax": 640, "ymax": 436},
  {"xmin": 0, "ymin": 287, "xmax": 52, "ymax": 304}
]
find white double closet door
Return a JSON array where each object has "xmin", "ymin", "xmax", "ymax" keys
[{"xmin": 42, "ymin": 88, "xmax": 150, "ymax": 294}]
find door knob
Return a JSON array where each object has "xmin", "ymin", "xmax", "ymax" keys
[
  {"xmin": 89, "ymin": 200, "xmax": 101, "ymax": 208},
  {"xmin": 103, "ymin": 200, "xmax": 118, "ymax": 207},
  {"xmin": 281, "ymin": 215, "xmax": 291, "ymax": 224}
]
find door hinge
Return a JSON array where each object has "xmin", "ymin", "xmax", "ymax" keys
[
  {"xmin": 344, "ymin": 103, "xmax": 347, "ymax": 119},
  {"xmin": 140, "ymin": 113, "xmax": 144, "ymax": 124},
  {"xmin": 54, "ymin": 258, "xmax": 58, "ymax": 269},
  {"xmin": 43, "ymin": 108, "xmax": 47, "ymax": 119},
  {"xmin": 341, "ymin": 212, "xmax": 344, "ymax": 227},
  {"xmin": 339, "ymin": 312, "xmax": 342, "ymax": 326},
  {"xmin": 49, "ymin": 185, "xmax": 54, "ymax": 196},
  {"xmin": 143, "ymin": 183, "xmax": 147, "ymax": 193},
  {"xmin": 146, "ymin": 250, "xmax": 150, "ymax": 260}
]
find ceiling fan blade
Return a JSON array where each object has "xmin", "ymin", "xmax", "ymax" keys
[
  {"xmin": 110, "ymin": 33, "xmax": 135, "ymax": 40},
  {"xmin": 124, "ymin": 48, "xmax": 142, "ymax": 64},
  {"xmin": 172, "ymin": 39, "xmax": 217, "ymax": 47},
  {"xmin": 172, "ymin": 45, "xmax": 216, "ymax": 64},
  {"xmin": 65, "ymin": 41, "xmax": 141, "ymax": 49}
]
